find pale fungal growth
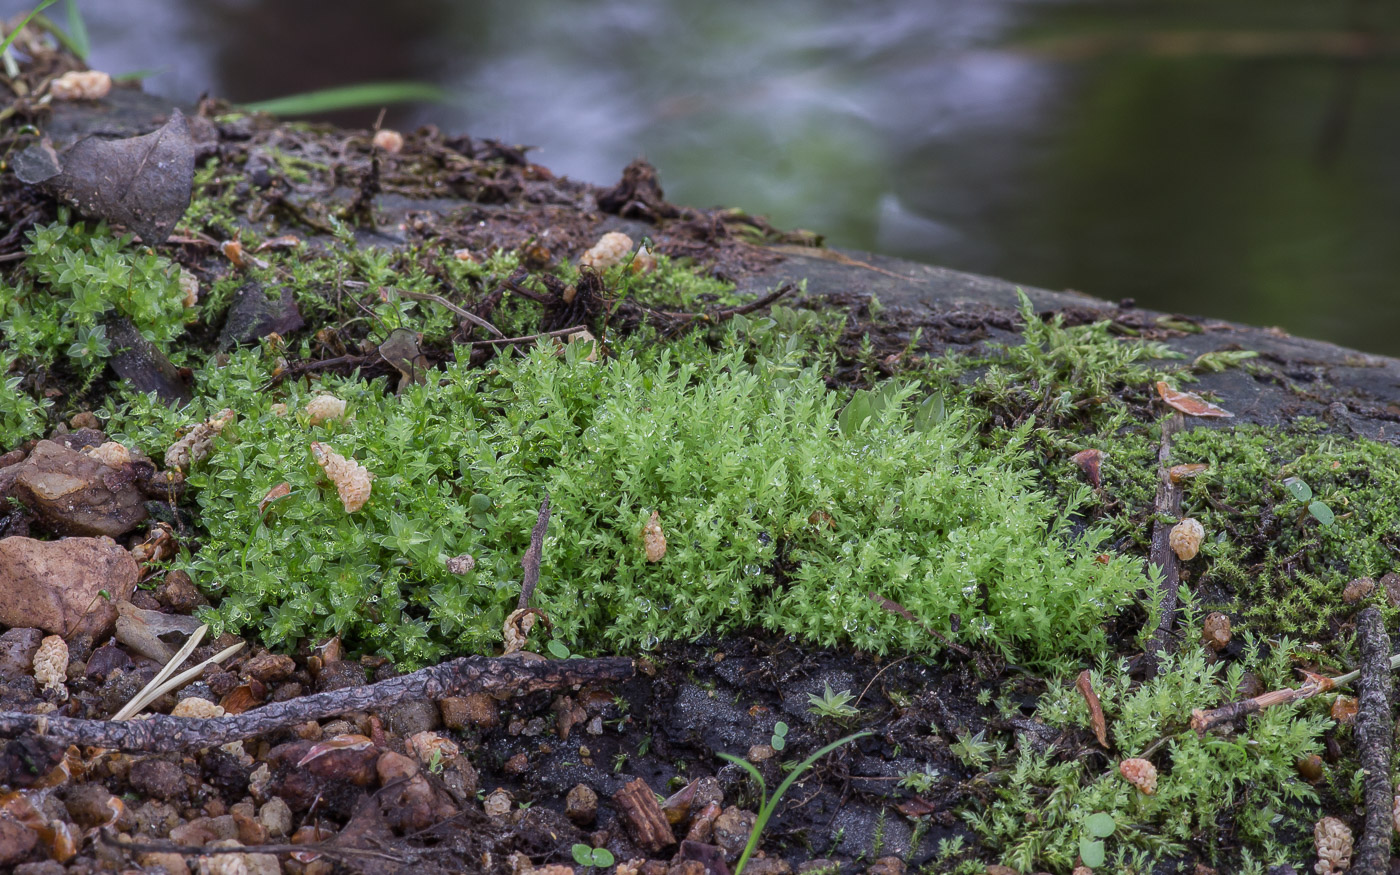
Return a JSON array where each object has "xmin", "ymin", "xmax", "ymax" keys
[
  {"xmin": 579, "ymin": 231, "xmax": 634, "ymax": 271},
  {"xmin": 165, "ymin": 408, "xmax": 235, "ymax": 471},
  {"xmin": 629, "ymin": 243, "xmax": 657, "ymax": 275},
  {"xmin": 310, "ymin": 442, "xmax": 373, "ymax": 512},
  {"xmin": 1169, "ymin": 517, "xmax": 1205, "ymax": 561},
  {"xmin": 372, "ymin": 128, "xmax": 404, "ymax": 154},
  {"xmin": 171, "ymin": 697, "xmax": 225, "ymax": 719},
  {"xmin": 1314, "ymin": 815, "xmax": 1353, "ymax": 875},
  {"xmin": 178, "ymin": 267, "xmax": 200, "ymax": 307},
  {"xmin": 85, "ymin": 441, "xmax": 132, "ymax": 468},
  {"xmin": 1118, "ymin": 758, "xmax": 1157, "ymax": 795},
  {"xmin": 33, "ymin": 635, "xmax": 69, "ymax": 692},
  {"xmin": 305, "ymin": 394, "xmax": 347, "ymax": 426},
  {"xmin": 50, "ymin": 69, "xmax": 112, "ymax": 101},
  {"xmin": 446, "ymin": 553, "xmax": 476, "ymax": 574},
  {"xmin": 643, "ymin": 510, "xmax": 667, "ymax": 562}
]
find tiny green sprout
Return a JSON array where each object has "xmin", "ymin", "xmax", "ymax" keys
[
  {"xmin": 807, "ymin": 683, "xmax": 860, "ymax": 720},
  {"xmin": 975, "ymin": 688, "xmax": 993, "ymax": 707},
  {"xmin": 949, "ymin": 729, "xmax": 999, "ymax": 770},
  {"xmin": 1283, "ymin": 477, "xmax": 1334, "ymax": 526},
  {"xmin": 546, "ymin": 639, "xmax": 571, "ymax": 659},
  {"xmin": 719, "ymin": 731, "xmax": 870, "ymax": 875},
  {"xmin": 571, "ymin": 844, "xmax": 615, "ymax": 869},
  {"xmin": 1079, "ymin": 812, "xmax": 1116, "ymax": 868},
  {"xmin": 771, "ymin": 721, "xmax": 789, "ymax": 752},
  {"xmin": 427, "ymin": 747, "xmax": 444, "ymax": 775}
]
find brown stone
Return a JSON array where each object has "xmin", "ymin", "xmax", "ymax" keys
[
  {"xmin": 243, "ymin": 651, "xmax": 296, "ymax": 683},
  {"xmin": 0, "ymin": 627, "xmax": 44, "ymax": 679},
  {"xmin": 1382, "ymin": 572, "xmax": 1400, "ymax": 608},
  {"xmin": 0, "ymin": 813, "xmax": 37, "ymax": 867},
  {"xmin": 712, "ymin": 807, "xmax": 756, "ymax": 861},
  {"xmin": 440, "ymin": 692, "xmax": 498, "ymax": 730},
  {"xmin": 10, "ymin": 440, "xmax": 147, "ymax": 537},
  {"xmin": 865, "ymin": 857, "xmax": 905, "ymax": 875},
  {"xmin": 128, "ymin": 758, "xmax": 188, "ymax": 802},
  {"xmin": 566, "ymin": 783, "xmax": 599, "ymax": 826},
  {"xmin": 154, "ymin": 570, "xmax": 207, "ymax": 613},
  {"xmin": 0, "ymin": 535, "xmax": 139, "ymax": 637}
]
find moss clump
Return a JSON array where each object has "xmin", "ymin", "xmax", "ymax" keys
[
  {"xmin": 113, "ymin": 322, "xmax": 1145, "ymax": 668},
  {"xmin": 0, "ymin": 215, "xmax": 192, "ymax": 438},
  {"xmin": 971, "ymin": 609, "xmax": 1327, "ymax": 872},
  {"xmin": 1161, "ymin": 423, "xmax": 1400, "ymax": 635}
]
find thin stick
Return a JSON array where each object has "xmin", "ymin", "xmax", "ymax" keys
[
  {"xmin": 1354, "ymin": 606, "xmax": 1394, "ymax": 875},
  {"xmin": 395, "ymin": 288, "xmax": 505, "ymax": 338},
  {"xmin": 518, "ymin": 494, "xmax": 551, "ymax": 610},
  {"xmin": 1191, "ymin": 653, "xmax": 1400, "ymax": 733},
  {"xmin": 0, "ymin": 655, "xmax": 634, "ymax": 752},
  {"xmin": 1139, "ymin": 413, "xmax": 1186, "ymax": 678},
  {"xmin": 469, "ymin": 325, "xmax": 585, "ymax": 346}
]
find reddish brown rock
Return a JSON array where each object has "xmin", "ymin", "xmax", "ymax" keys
[
  {"xmin": 0, "ymin": 536, "xmax": 138, "ymax": 637},
  {"xmin": 9, "ymin": 440, "xmax": 148, "ymax": 537},
  {"xmin": 0, "ymin": 813, "xmax": 38, "ymax": 867},
  {"xmin": 0, "ymin": 627, "xmax": 44, "ymax": 679}
]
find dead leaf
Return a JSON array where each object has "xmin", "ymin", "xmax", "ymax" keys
[
  {"xmin": 377, "ymin": 328, "xmax": 429, "ymax": 388},
  {"xmin": 258, "ymin": 482, "xmax": 291, "ymax": 514},
  {"xmin": 1076, "ymin": 669, "xmax": 1109, "ymax": 748},
  {"xmin": 42, "ymin": 110, "xmax": 195, "ymax": 244},
  {"xmin": 1071, "ymin": 449, "xmax": 1103, "ymax": 488},
  {"xmin": 297, "ymin": 734, "xmax": 374, "ymax": 768},
  {"xmin": 1168, "ymin": 463, "xmax": 1209, "ymax": 484},
  {"xmin": 1155, "ymin": 382, "xmax": 1234, "ymax": 418}
]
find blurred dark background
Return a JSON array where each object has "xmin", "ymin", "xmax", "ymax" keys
[{"xmin": 6, "ymin": 0, "xmax": 1400, "ymax": 353}]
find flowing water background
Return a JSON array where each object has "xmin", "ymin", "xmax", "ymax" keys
[{"xmin": 7, "ymin": 0, "xmax": 1400, "ymax": 353}]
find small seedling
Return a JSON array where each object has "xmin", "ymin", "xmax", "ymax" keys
[
  {"xmin": 771, "ymin": 721, "xmax": 789, "ymax": 752},
  {"xmin": 807, "ymin": 683, "xmax": 860, "ymax": 720},
  {"xmin": 426, "ymin": 748, "xmax": 444, "ymax": 775},
  {"xmin": 719, "ymin": 731, "xmax": 870, "ymax": 875},
  {"xmin": 1283, "ymin": 477, "xmax": 1334, "ymax": 527},
  {"xmin": 571, "ymin": 844, "xmax": 615, "ymax": 869},
  {"xmin": 1079, "ymin": 812, "xmax": 1116, "ymax": 868},
  {"xmin": 546, "ymin": 639, "xmax": 571, "ymax": 659},
  {"xmin": 949, "ymin": 729, "xmax": 999, "ymax": 769}
]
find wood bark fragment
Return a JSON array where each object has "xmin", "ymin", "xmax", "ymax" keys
[
  {"xmin": 0, "ymin": 655, "xmax": 633, "ymax": 752},
  {"xmin": 613, "ymin": 776, "xmax": 677, "ymax": 852},
  {"xmin": 1353, "ymin": 606, "xmax": 1393, "ymax": 875},
  {"xmin": 1076, "ymin": 669, "xmax": 1109, "ymax": 748},
  {"xmin": 1140, "ymin": 412, "xmax": 1186, "ymax": 678}
]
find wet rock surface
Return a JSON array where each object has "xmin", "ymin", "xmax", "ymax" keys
[
  {"xmin": 7, "ymin": 441, "xmax": 148, "ymax": 538},
  {"xmin": 0, "ymin": 536, "xmax": 138, "ymax": 637}
]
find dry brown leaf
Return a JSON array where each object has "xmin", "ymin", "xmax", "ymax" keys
[
  {"xmin": 1076, "ymin": 669, "xmax": 1109, "ymax": 748},
  {"xmin": 1155, "ymin": 382, "xmax": 1234, "ymax": 418},
  {"xmin": 1168, "ymin": 463, "xmax": 1210, "ymax": 483}
]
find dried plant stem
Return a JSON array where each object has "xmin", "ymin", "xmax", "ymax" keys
[{"xmin": 1139, "ymin": 413, "xmax": 1185, "ymax": 678}]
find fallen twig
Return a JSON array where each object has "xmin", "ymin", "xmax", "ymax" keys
[
  {"xmin": 1139, "ymin": 413, "xmax": 1186, "ymax": 678},
  {"xmin": 0, "ymin": 655, "xmax": 633, "ymax": 752},
  {"xmin": 1354, "ymin": 606, "xmax": 1394, "ymax": 875},
  {"xmin": 395, "ymin": 288, "xmax": 505, "ymax": 338},
  {"xmin": 518, "ymin": 494, "xmax": 551, "ymax": 610},
  {"xmin": 867, "ymin": 591, "xmax": 971, "ymax": 658},
  {"xmin": 1191, "ymin": 652, "xmax": 1400, "ymax": 734}
]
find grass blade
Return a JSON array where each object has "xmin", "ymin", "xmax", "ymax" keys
[
  {"xmin": 0, "ymin": 0, "xmax": 61, "ymax": 57},
  {"xmin": 63, "ymin": 0, "xmax": 87, "ymax": 59},
  {"xmin": 244, "ymin": 81, "xmax": 447, "ymax": 116}
]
